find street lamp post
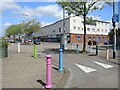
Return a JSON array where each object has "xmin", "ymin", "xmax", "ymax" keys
[{"xmin": 112, "ymin": 1, "xmax": 116, "ymax": 59}]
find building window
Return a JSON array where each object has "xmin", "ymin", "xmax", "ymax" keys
[
  {"xmin": 105, "ymin": 30, "xmax": 107, "ymax": 32},
  {"xmin": 82, "ymin": 28, "xmax": 83, "ymax": 31},
  {"xmin": 93, "ymin": 28, "xmax": 95, "ymax": 31},
  {"xmin": 87, "ymin": 28, "xmax": 90, "ymax": 31},
  {"xmin": 106, "ymin": 23, "xmax": 107, "ymax": 25},
  {"xmin": 78, "ymin": 36, "xmax": 81, "ymax": 41},
  {"xmin": 102, "ymin": 37, "xmax": 105, "ymax": 41},
  {"xmin": 97, "ymin": 37, "xmax": 101, "ymax": 42},
  {"xmin": 53, "ymin": 30, "xmax": 55, "ymax": 33},
  {"xmin": 89, "ymin": 36, "xmax": 92, "ymax": 40},
  {"xmin": 78, "ymin": 27, "xmax": 80, "ymax": 30},
  {"xmin": 73, "ymin": 26, "xmax": 76, "ymax": 30},
  {"xmin": 73, "ymin": 19, "xmax": 76, "ymax": 23},
  {"xmin": 98, "ymin": 29, "xmax": 100, "ymax": 31},
  {"xmin": 94, "ymin": 37, "xmax": 96, "ymax": 40},
  {"xmin": 59, "ymin": 28, "xmax": 61, "ymax": 32},
  {"xmin": 102, "ymin": 29, "xmax": 103, "ymax": 32}
]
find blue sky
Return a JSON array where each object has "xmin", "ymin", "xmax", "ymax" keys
[{"xmin": 1, "ymin": 1, "xmax": 119, "ymax": 37}]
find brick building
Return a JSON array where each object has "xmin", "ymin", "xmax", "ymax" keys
[{"xmin": 35, "ymin": 16, "xmax": 110, "ymax": 44}]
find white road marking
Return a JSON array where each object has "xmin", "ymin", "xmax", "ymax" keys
[
  {"xmin": 92, "ymin": 61, "xmax": 114, "ymax": 68},
  {"xmin": 74, "ymin": 63, "xmax": 96, "ymax": 73}
]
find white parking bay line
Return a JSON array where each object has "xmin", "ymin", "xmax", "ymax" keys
[
  {"xmin": 74, "ymin": 63, "xmax": 96, "ymax": 73},
  {"xmin": 92, "ymin": 61, "xmax": 114, "ymax": 68}
]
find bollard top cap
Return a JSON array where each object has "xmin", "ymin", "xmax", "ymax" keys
[
  {"xmin": 59, "ymin": 49, "xmax": 63, "ymax": 51},
  {"xmin": 46, "ymin": 55, "xmax": 52, "ymax": 58},
  {"xmin": 106, "ymin": 46, "xmax": 109, "ymax": 49}
]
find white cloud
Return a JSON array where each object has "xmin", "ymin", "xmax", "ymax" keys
[
  {"xmin": 14, "ymin": 4, "xmax": 63, "ymax": 19},
  {"xmin": 0, "ymin": 2, "xmax": 20, "ymax": 13},
  {"xmin": 0, "ymin": 0, "xmax": 14, "ymax": 2},
  {"xmin": 3, "ymin": 23, "xmax": 12, "ymax": 27}
]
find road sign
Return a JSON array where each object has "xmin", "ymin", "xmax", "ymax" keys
[
  {"xmin": 112, "ymin": 14, "xmax": 119, "ymax": 22},
  {"xmin": 31, "ymin": 33, "xmax": 35, "ymax": 37}
]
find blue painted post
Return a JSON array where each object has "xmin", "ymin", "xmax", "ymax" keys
[
  {"xmin": 90, "ymin": 45, "xmax": 92, "ymax": 53},
  {"xmin": 96, "ymin": 43, "xmax": 98, "ymax": 56},
  {"xmin": 76, "ymin": 44, "xmax": 79, "ymax": 54},
  {"xmin": 58, "ymin": 49, "xmax": 63, "ymax": 71}
]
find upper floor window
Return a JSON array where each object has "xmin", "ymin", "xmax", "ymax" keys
[
  {"xmin": 105, "ymin": 30, "xmax": 107, "ymax": 32},
  {"xmin": 81, "ymin": 28, "xmax": 83, "ymax": 31},
  {"xmin": 59, "ymin": 28, "xmax": 61, "ymax": 32},
  {"xmin": 53, "ymin": 30, "xmax": 55, "ymax": 33},
  {"xmin": 73, "ymin": 26, "xmax": 76, "ymax": 30},
  {"xmin": 78, "ymin": 27, "xmax": 80, "ymax": 30},
  {"xmin": 98, "ymin": 29, "xmax": 100, "ymax": 31},
  {"xmin": 102, "ymin": 29, "xmax": 103, "ymax": 32},
  {"xmin": 87, "ymin": 28, "xmax": 90, "ymax": 31},
  {"xmin": 93, "ymin": 28, "xmax": 95, "ymax": 31},
  {"xmin": 73, "ymin": 19, "xmax": 76, "ymax": 23}
]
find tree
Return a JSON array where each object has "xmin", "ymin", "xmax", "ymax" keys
[
  {"xmin": 57, "ymin": 1, "xmax": 112, "ymax": 52},
  {"xmin": 22, "ymin": 19, "xmax": 41, "ymax": 36},
  {"xmin": 6, "ymin": 24, "xmax": 24, "ymax": 40}
]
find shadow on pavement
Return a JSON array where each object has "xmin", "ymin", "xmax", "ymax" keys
[
  {"xmin": 52, "ymin": 67, "xmax": 59, "ymax": 71},
  {"xmin": 37, "ymin": 80, "xmax": 46, "ymax": 87},
  {"xmin": 88, "ymin": 54, "xmax": 96, "ymax": 56}
]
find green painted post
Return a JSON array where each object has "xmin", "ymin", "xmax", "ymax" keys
[{"xmin": 34, "ymin": 44, "xmax": 37, "ymax": 58}]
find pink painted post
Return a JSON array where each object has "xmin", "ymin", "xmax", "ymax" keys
[
  {"xmin": 106, "ymin": 46, "xmax": 109, "ymax": 59},
  {"xmin": 45, "ymin": 55, "xmax": 52, "ymax": 88}
]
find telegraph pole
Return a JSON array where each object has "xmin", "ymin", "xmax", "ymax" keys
[
  {"xmin": 112, "ymin": 0, "xmax": 116, "ymax": 59},
  {"xmin": 61, "ymin": 6, "xmax": 66, "ymax": 50}
]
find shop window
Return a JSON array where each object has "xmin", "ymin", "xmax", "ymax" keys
[
  {"xmin": 102, "ymin": 37, "xmax": 105, "ymax": 41},
  {"xmin": 97, "ymin": 37, "xmax": 101, "ymax": 42},
  {"xmin": 89, "ymin": 36, "xmax": 92, "ymax": 40},
  {"xmin": 78, "ymin": 36, "xmax": 81, "ymax": 41},
  {"xmin": 94, "ymin": 37, "xmax": 96, "ymax": 40}
]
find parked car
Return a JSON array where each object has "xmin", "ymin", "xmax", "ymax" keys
[
  {"xmin": 34, "ymin": 40, "xmax": 40, "ymax": 45},
  {"xmin": 9, "ymin": 39, "xmax": 15, "ymax": 43},
  {"xmin": 104, "ymin": 41, "xmax": 113, "ymax": 45},
  {"xmin": 24, "ymin": 39, "xmax": 29, "ymax": 43}
]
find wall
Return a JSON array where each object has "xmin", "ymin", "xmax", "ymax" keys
[
  {"xmin": 70, "ymin": 33, "xmax": 109, "ymax": 44},
  {"xmin": 70, "ymin": 16, "xmax": 110, "ymax": 35}
]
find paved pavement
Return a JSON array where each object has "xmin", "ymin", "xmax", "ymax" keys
[
  {"xmin": 2, "ymin": 43, "xmax": 69, "ymax": 88},
  {"xmin": 2, "ymin": 42, "xmax": 119, "ymax": 88}
]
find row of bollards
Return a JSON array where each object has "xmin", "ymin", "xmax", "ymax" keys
[{"xmin": 89, "ymin": 45, "xmax": 109, "ymax": 59}]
